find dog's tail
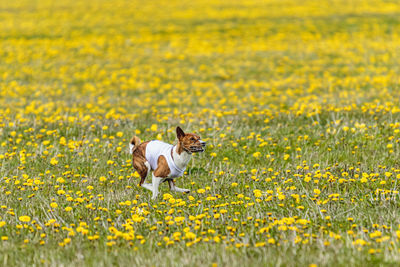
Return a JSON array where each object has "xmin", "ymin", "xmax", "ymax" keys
[{"xmin": 129, "ymin": 136, "xmax": 141, "ymax": 155}]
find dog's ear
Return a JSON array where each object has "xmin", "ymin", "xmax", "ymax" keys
[{"xmin": 176, "ymin": 126, "xmax": 185, "ymax": 140}]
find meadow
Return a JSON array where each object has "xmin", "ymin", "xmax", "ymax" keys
[{"xmin": 1, "ymin": 0, "xmax": 400, "ymax": 266}]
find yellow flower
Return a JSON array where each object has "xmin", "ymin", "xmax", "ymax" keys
[
  {"xmin": 353, "ymin": 239, "xmax": 367, "ymax": 246},
  {"xmin": 255, "ymin": 242, "xmax": 266, "ymax": 247},
  {"xmin": 163, "ymin": 193, "xmax": 173, "ymax": 200},
  {"xmin": 185, "ymin": 232, "xmax": 196, "ymax": 240},
  {"xmin": 50, "ymin": 158, "xmax": 58, "ymax": 165},
  {"xmin": 59, "ymin": 137, "xmax": 67, "ymax": 145},
  {"xmin": 253, "ymin": 189, "xmax": 262, "ymax": 198},
  {"xmin": 50, "ymin": 202, "xmax": 58, "ymax": 208},
  {"xmin": 19, "ymin": 216, "xmax": 31, "ymax": 222},
  {"xmin": 150, "ymin": 124, "xmax": 158, "ymax": 132}
]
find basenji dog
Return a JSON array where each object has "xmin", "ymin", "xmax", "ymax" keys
[{"xmin": 129, "ymin": 126, "xmax": 206, "ymax": 200}]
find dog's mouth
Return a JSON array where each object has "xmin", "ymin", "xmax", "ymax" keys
[
  {"xmin": 189, "ymin": 140, "xmax": 206, "ymax": 153},
  {"xmin": 189, "ymin": 146, "xmax": 205, "ymax": 153}
]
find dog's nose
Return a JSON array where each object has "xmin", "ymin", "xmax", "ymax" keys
[{"xmin": 200, "ymin": 140, "xmax": 206, "ymax": 147}]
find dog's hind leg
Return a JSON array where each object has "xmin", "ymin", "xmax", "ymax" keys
[
  {"xmin": 141, "ymin": 183, "xmax": 153, "ymax": 191},
  {"xmin": 140, "ymin": 161, "xmax": 154, "ymax": 191},
  {"xmin": 132, "ymin": 156, "xmax": 150, "ymax": 186},
  {"xmin": 151, "ymin": 174, "xmax": 164, "ymax": 200},
  {"xmin": 140, "ymin": 161, "xmax": 150, "ymax": 185}
]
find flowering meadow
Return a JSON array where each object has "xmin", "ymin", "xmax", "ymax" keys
[{"xmin": 2, "ymin": 0, "xmax": 400, "ymax": 265}]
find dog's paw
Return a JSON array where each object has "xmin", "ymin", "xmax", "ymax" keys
[
  {"xmin": 141, "ymin": 183, "xmax": 153, "ymax": 191},
  {"xmin": 173, "ymin": 186, "xmax": 190, "ymax": 193}
]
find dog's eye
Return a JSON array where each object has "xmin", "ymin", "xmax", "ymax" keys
[{"xmin": 190, "ymin": 137, "xmax": 195, "ymax": 141}]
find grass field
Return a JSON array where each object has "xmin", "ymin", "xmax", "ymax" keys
[{"xmin": 2, "ymin": 0, "xmax": 400, "ymax": 266}]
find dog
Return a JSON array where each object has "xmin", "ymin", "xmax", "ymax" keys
[{"xmin": 129, "ymin": 126, "xmax": 206, "ymax": 200}]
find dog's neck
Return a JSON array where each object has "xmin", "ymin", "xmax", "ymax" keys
[{"xmin": 172, "ymin": 142, "xmax": 192, "ymax": 170}]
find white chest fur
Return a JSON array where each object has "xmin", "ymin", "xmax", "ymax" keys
[{"xmin": 172, "ymin": 145, "xmax": 192, "ymax": 170}]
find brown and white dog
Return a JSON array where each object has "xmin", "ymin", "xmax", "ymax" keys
[{"xmin": 129, "ymin": 126, "xmax": 205, "ymax": 200}]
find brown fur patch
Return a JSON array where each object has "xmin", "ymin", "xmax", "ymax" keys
[
  {"xmin": 132, "ymin": 140, "xmax": 150, "ymax": 158},
  {"xmin": 132, "ymin": 141, "xmax": 150, "ymax": 185},
  {"xmin": 130, "ymin": 136, "xmax": 141, "ymax": 154},
  {"xmin": 177, "ymin": 133, "xmax": 202, "ymax": 154},
  {"xmin": 153, "ymin": 155, "xmax": 171, "ymax": 178}
]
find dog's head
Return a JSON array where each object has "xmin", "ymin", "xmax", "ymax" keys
[{"xmin": 176, "ymin": 126, "xmax": 206, "ymax": 154}]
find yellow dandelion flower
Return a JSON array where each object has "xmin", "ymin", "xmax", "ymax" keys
[
  {"xmin": 19, "ymin": 216, "xmax": 31, "ymax": 222},
  {"xmin": 150, "ymin": 124, "xmax": 158, "ymax": 132}
]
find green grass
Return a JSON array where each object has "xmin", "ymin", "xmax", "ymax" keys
[{"xmin": 2, "ymin": 0, "xmax": 400, "ymax": 266}]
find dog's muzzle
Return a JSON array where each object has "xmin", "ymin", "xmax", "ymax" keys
[{"xmin": 190, "ymin": 140, "xmax": 206, "ymax": 153}]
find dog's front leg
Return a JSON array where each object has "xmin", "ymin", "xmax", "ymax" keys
[
  {"xmin": 151, "ymin": 174, "xmax": 163, "ymax": 200},
  {"xmin": 168, "ymin": 180, "xmax": 190, "ymax": 193}
]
